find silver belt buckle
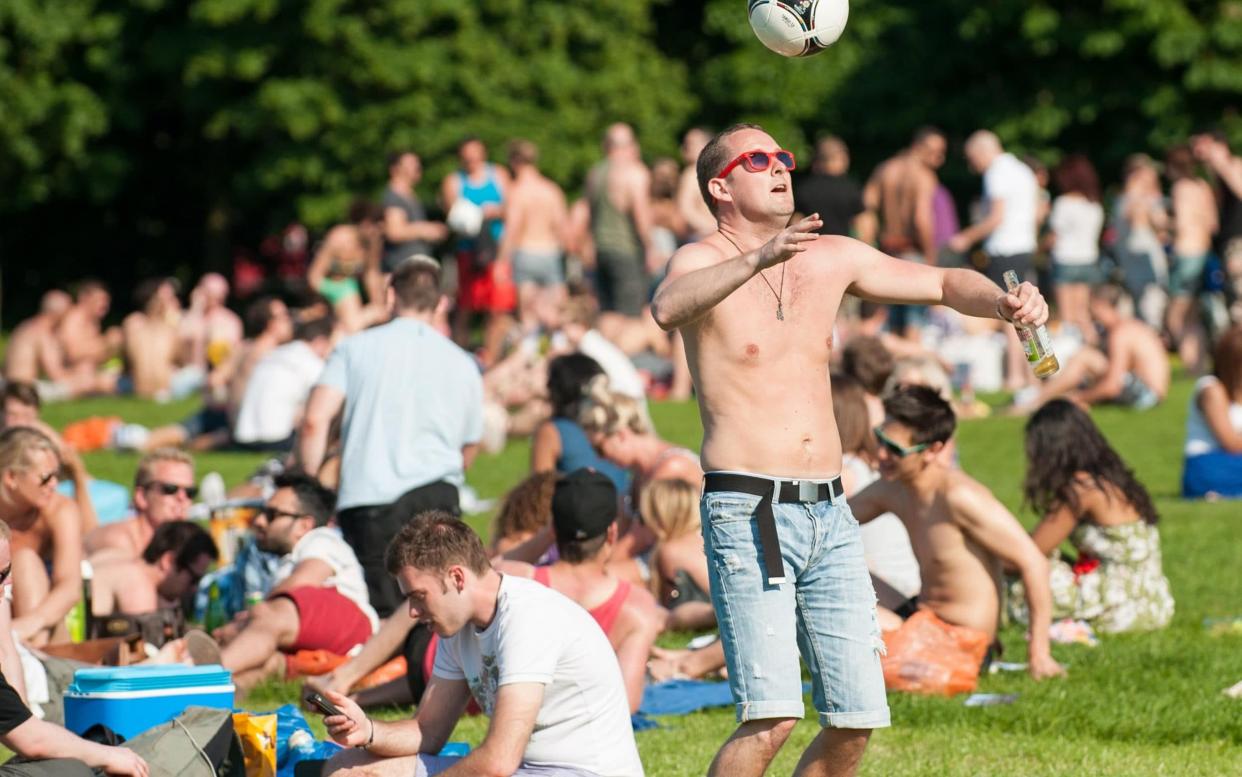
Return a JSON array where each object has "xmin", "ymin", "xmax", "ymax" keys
[{"xmin": 796, "ymin": 480, "xmax": 818, "ymax": 503}]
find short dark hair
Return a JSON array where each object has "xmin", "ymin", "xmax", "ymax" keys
[
  {"xmin": 348, "ymin": 199, "xmax": 382, "ymax": 224},
  {"xmin": 458, "ymin": 135, "xmax": 484, "ymax": 153},
  {"xmin": 74, "ymin": 278, "xmax": 107, "ymax": 300},
  {"xmin": 294, "ymin": 313, "xmax": 335, "ymax": 343},
  {"xmin": 141, "ymin": 520, "xmax": 219, "ymax": 568},
  {"xmin": 696, "ymin": 123, "xmax": 766, "ymax": 216},
  {"xmin": 273, "ymin": 470, "xmax": 336, "ymax": 527},
  {"xmin": 387, "ymin": 150, "xmax": 414, "ymax": 172},
  {"xmin": 841, "ymin": 336, "xmax": 895, "ymax": 396},
  {"xmin": 1090, "ymin": 283, "xmax": 1126, "ymax": 308},
  {"xmin": 390, "ymin": 257, "xmax": 441, "ymax": 312},
  {"xmin": 1, "ymin": 382, "xmax": 40, "ymax": 411},
  {"xmin": 133, "ymin": 277, "xmax": 170, "ymax": 311},
  {"xmin": 1165, "ymin": 145, "xmax": 1197, "ymax": 182},
  {"xmin": 244, "ymin": 296, "xmax": 282, "ymax": 338},
  {"xmin": 912, "ymin": 125, "xmax": 945, "ymax": 146},
  {"xmin": 883, "ymin": 384, "xmax": 956, "ymax": 445},
  {"xmin": 558, "ymin": 534, "xmax": 609, "ymax": 564},
  {"xmin": 385, "ymin": 510, "xmax": 491, "ymax": 577}
]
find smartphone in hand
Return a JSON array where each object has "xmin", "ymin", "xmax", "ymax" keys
[{"xmin": 306, "ymin": 691, "xmax": 344, "ymax": 718}]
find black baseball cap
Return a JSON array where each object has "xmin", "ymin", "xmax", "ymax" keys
[{"xmin": 552, "ymin": 469, "xmax": 618, "ymax": 541}]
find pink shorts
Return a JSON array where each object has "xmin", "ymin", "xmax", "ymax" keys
[{"xmin": 278, "ymin": 586, "xmax": 373, "ymax": 655}]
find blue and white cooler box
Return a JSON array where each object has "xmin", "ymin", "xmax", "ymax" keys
[{"xmin": 64, "ymin": 665, "xmax": 235, "ymax": 739}]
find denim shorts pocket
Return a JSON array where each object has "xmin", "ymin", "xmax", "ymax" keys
[{"xmin": 702, "ymin": 492, "xmax": 762, "ymax": 524}]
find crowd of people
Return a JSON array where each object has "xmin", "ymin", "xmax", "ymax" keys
[{"xmin": 0, "ymin": 120, "xmax": 1239, "ymax": 776}]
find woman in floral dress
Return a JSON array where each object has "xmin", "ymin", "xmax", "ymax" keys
[{"xmin": 1009, "ymin": 400, "xmax": 1174, "ymax": 633}]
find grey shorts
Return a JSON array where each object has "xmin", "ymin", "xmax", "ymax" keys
[
  {"xmin": 1116, "ymin": 372, "xmax": 1160, "ymax": 410},
  {"xmin": 513, "ymin": 249, "xmax": 565, "ymax": 287}
]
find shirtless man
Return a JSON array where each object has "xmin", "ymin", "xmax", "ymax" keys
[
  {"xmin": 1165, "ymin": 144, "xmax": 1219, "ymax": 372},
  {"xmin": 588, "ymin": 123, "xmax": 658, "ymax": 320},
  {"xmin": 497, "ymin": 469, "xmax": 666, "ymax": 713},
  {"xmin": 850, "ymin": 386, "xmax": 1063, "ymax": 688},
  {"xmin": 85, "ymin": 449, "xmax": 196, "ymax": 562},
  {"xmin": 3, "ymin": 291, "xmax": 78, "ymax": 400},
  {"xmin": 650, "ymin": 123, "xmax": 1048, "ymax": 777},
  {"xmin": 89, "ymin": 520, "xmax": 217, "ymax": 645},
  {"xmin": 498, "ymin": 140, "xmax": 569, "ymax": 333},
  {"xmin": 122, "ymin": 278, "xmax": 187, "ymax": 400},
  {"xmin": 862, "ymin": 127, "xmax": 947, "ymax": 339},
  {"xmin": 0, "ymin": 427, "xmax": 83, "ymax": 647},
  {"xmin": 678, "ymin": 128, "xmax": 718, "ymax": 241},
  {"xmin": 57, "ymin": 280, "xmax": 122, "ymax": 378},
  {"xmin": 1020, "ymin": 284, "xmax": 1170, "ymax": 412},
  {"xmin": 179, "ymin": 273, "xmax": 243, "ymax": 371}
]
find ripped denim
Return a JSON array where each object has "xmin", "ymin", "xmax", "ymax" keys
[{"xmin": 701, "ymin": 477, "xmax": 891, "ymax": 729}]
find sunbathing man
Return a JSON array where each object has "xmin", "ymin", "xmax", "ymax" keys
[
  {"xmin": 320, "ymin": 511, "xmax": 643, "ymax": 777},
  {"xmin": 2, "ymin": 290, "xmax": 81, "ymax": 401},
  {"xmin": 497, "ymin": 468, "xmax": 667, "ymax": 713},
  {"xmin": 57, "ymin": 280, "xmax": 122, "ymax": 379},
  {"xmin": 0, "ymin": 428, "xmax": 83, "ymax": 647},
  {"xmin": 89, "ymin": 521, "xmax": 218, "ymax": 647},
  {"xmin": 210, "ymin": 472, "xmax": 377, "ymax": 690},
  {"xmin": 121, "ymin": 278, "xmax": 194, "ymax": 400},
  {"xmin": 849, "ymin": 386, "xmax": 1064, "ymax": 689},
  {"xmin": 179, "ymin": 273, "xmax": 243, "ymax": 372},
  {"xmin": 1016, "ymin": 283, "xmax": 1170, "ymax": 412},
  {"xmin": 85, "ymin": 449, "xmax": 196, "ymax": 562}
]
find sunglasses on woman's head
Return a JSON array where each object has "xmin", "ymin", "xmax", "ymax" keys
[
  {"xmin": 874, "ymin": 427, "xmax": 930, "ymax": 458},
  {"xmin": 146, "ymin": 481, "xmax": 199, "ymax": 499},
  {"xmin": 716, "ymin": 149, "xmax": 797, "ymax": 180}
]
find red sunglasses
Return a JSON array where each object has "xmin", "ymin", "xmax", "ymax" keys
[{"xmin": 716, "ymin": 149, "xmax": 797, "ymax": 179}]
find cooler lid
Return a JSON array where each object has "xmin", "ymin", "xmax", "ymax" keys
[{"xmin": 69, "ymin": 664, "xmax": 233, "ymax": 693}]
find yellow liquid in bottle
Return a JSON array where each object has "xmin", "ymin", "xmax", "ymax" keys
[{"xmin": 1033, "ymin": 353, "xmax": 1060, "ymax": 379}]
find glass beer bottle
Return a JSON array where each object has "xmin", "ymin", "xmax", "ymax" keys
[{"xmin": 1003, "ymin": 270, "xmax": 1060, "ymax": 379}]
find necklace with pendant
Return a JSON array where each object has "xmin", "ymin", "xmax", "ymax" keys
[{"xmin": 720, "ymin": 232, "xmax": 785, "ymax": 320}]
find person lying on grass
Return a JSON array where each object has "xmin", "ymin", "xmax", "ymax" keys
[
  {"xmin": 849, "ymin": 385, "xmax": 1065, "ymax": 691},
  {"xmin": 321, "ymin": 511, "xmax": 643, "ymax": 777}
]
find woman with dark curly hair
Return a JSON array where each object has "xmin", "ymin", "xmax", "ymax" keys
[{"xmin": 1010, "ymin": 399, "xmax": 1174, "ymax": 633}]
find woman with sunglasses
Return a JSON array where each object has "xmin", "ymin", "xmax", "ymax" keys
[
  {"xmin": 650, "ymin": 123, "xmax": 1050, "ymax": 777},
  {"xmin": 1011, "ymin": 400, "xmax": 1174, "ymax": 634},
  {"xmin": 0, "ymin": 427, "xmax": 84, "ymax": 647}
]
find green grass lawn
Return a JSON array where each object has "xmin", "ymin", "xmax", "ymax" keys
[{"xmin": 43, "ymin": 376, "xmax": 1242, "ymax": 775}]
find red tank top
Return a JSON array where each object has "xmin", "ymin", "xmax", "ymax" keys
[{"xmin": 532, "ymin": 566, "xmax": 630, "ymax": 636}]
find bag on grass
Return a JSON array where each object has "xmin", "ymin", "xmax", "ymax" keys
[
  {"xmin": 126, "ymin": 706, "xmax": 242, "ymax": 777},
  {"xmin": 232, "ymin": 712, "xmax": 277, "ymax": 777},
  {"xmin": 881, "ymin": 610, "xmax": 990, "ymax": 696}
]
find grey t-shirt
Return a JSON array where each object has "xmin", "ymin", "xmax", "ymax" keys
[{"xmin": 382, "ymin": 187, "xmax": 431, "ymax": 271}]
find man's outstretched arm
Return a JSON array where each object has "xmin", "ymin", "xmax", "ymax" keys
[{"xmin": 651, "ymin": 214, "xmax": 822, "ymax": 331}]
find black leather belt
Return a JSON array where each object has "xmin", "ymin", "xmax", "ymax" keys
[{"xmin": 703, "ymin": 472, "xmax": 845, "ymax": 585}]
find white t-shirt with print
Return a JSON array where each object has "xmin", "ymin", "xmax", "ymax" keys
[
  {"xmin": 277, "ymin": 526, "xmax": 378, "ymax": 632},
  {"xmin": 432, "ymin": 575, "xmax": 643, "ymax": 777},
  {"xmin": 982, "ymin": 153, "xmax": 1038, "ymax": 257}
]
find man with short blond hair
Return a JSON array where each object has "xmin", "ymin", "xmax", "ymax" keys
[{"xmin": 85, "ymin": 448, "xmax": 196, "ymax": 562}]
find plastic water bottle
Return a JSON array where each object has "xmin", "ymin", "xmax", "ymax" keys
[{"xmin": 1003, "ymin": 271, "xmax": 1060, "ymax": 379}]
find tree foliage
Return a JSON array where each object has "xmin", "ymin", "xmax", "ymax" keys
[{"xmin": 2, "ymin": 0, "xmax": 1241, "ymax": 322}]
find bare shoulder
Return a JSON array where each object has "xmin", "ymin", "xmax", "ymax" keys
[
  {"xmin": 945, "ymin": 470, "xmax": 1009, "ymax": 524},
  {"xmin": 47, "ymin": 492, "xmax": 82, "ymax": 530},
  {"xmin": 663, "ymin": 239, "xmax": 727, "ymax": 280}
]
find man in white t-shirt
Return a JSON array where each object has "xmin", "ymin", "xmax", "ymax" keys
[
  {"xmin": 321, "ymin": 511, "xmax": 644, "ymax": 777},
  {"xmin": 949, "ymin": 130, "xmax": 1039, "ymax": 287},
  {"xmin": 232, "ymin": 314, "xmax": 334, "ymax": 451},
  {"xmin": 215, "ymin": 471, "xmax": 378, "ymax": 690}
]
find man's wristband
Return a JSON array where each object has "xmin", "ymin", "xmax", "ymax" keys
[{"xmin": 356, "ymin": 717, "xmax": 375, "ymax": 750}]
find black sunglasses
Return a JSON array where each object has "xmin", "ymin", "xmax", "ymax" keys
[
  {"xmin": 36, "ymin": 470, "xmax": 58, "ymax": 487},
  {"xmin": 0, "ymin": 566, "xmax": 10, "ymax": 586},
  {"xmin": 256, "ymin": 506, "xmax": 304, "ymax": 523},
  {"xmin": 146, "ymin": 481, "xmax": 199, "ymax": 499}
]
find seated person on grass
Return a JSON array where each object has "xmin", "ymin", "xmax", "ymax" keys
[
  {"xmin": 0, "ymin": 428, "xmax": 82, "ymax": 647},
  {"xmin": 849, "ymin": 386, "xmax": 1064, "ymax": 690},
  {"xmin": 497, "ymin": 468, "xmax": 667, "ymax": 714},
  {"xmin": 1, "ymin": 382, "xmax": 100, "ymax": 535},
  {"xmin": 1010, "ymin": 400, "xmax": 1174, "ymax": 634},
  {"xmin": 639, "ymin": 478, "xmax": 715, "ymax": 631},
  {"xmin": 89, "ymin": 521, "xmax": 219, "ymax": 647},
  {"xmin": 207, "ymin": 472, "xmax": 377, "ymax": 690},
  {"xmin": 1182, "ymin": 325, "xmax": 1242, "ymax": 499},
  {"xmin": 1016, "ymin": 284, "xmax": 1169, "ymax": 412},
  {"xmin": 85, "ymin": 449, "xmax": 196, "ymax": 563},
  {"xmin": 0, "ymin": 521, "xmax": 149, "ymax": 777},
  {"xmin": 320, "ymin": 511, "xmax": 643, "ymax": 777}
]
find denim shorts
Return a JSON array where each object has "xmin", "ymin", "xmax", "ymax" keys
[{"xmin": 700, "ymin": 475, "xmax": 891, "ymax": 729}]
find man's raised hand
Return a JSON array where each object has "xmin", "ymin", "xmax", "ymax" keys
[{"xmin": 756, "ymin": 213, "xmax": 822, "ymax": 270}]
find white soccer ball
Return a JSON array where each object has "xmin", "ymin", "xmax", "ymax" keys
[
  {"xmin": 446, "ymin": 197, "xmax": 484, "ymax": 237},
  {"xmin": 748, "ymin": 0, "xmax": 849, "ymax": 58}
]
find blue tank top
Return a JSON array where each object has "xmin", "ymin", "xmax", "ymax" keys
[
  {"xmin": 458, "ymin": 165, "xmax": 504, "ymax": 243},
  {"xmin": 552, "ymin": 418, "xmax": 631, "ymax": 494}
]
